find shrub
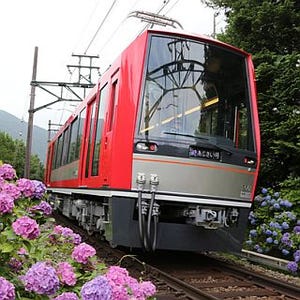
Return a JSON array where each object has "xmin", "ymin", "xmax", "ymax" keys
[
  {"xmin": 0, "ymin": 163, "xmax": 156, "ymax": 299},
  {"xmin": 245, "ymin": 187, "xmax": 300, "ymax": 275}
]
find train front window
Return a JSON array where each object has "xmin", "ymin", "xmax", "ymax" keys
[{"xmin": 139, "ymin": 35, "xmax": 254, "ymax": 152}]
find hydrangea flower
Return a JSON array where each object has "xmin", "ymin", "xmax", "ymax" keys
[
  {"xmin": 139, "ymin": 281, "xmax": 156, "ymax": 298},
  {"xmin": 282, "ymin": 249, "xmax": 290, "ymax": 256},
  {"xmin": 8, "ymin": 257, "xmax": 23, "ymax": 271},
  {"xmin": 53, "ymin": 292, "xmax": 79, "ymax": 300},
  {"xmin": 0, "ymin": 164, "xmax": 16, "ymax": 180},
  {"xmin": 51, "ymin": 225, "xmax": 82, "ymax": 245},
  {"xmin": 1, "ymin": 183, "xmax": 21, "ymax": 200},
  {"xmin": 72, "ymin": 243, "xmax": 96, "ymax": 264},
  {"xmin": 0, "ymin": 192, "xmax": 14, "ymax": 214},
  {"xmin": 16, "ymin": 178, "xmax": 35, "ymax": 198},
  {"xmin": 287, "ymin": 261, "xmax": 298, "ymax": 273},
  {"xmin": 81, "ymin": 275, "xmax": 112, "ymax": 300},
  {"xmin": 261, "ymin": 188, "xmax": 268, "ymax": 194},
  {"xmin": 266, "ymin": 237, "xmax": 273, "ymax": 244},
  {"xmin": 57, "ymin": 262, "xmax": 76, "ymax": 286},
  {"xmin": 12, "ymin": 216, "xmax": 40, "ymax": 240},
  {"xmin": 293, "ymin": 250, "xmax": 300, "ymax": 263},
  {"xmin": 20, "ymin": 261, "xmax": 60, "ymax": 295},
  {"xmin": 30, "ymin": 200, "xmax": 52, "ymax": 215},
  {"xmin": 31, "ymin": 180, "xmax": 46, "ymax": 199},
  {"xmin": 106, "ymin": 266, "xmax": 131, "ymax": 299},
  {"xmin": 17, "ymin": 247, "xmax": 28, "ymax": 256},
  {"xmin": 0, "ymin": 276, "xmax": 15, "ymax": 300},
  {"xmin": 293, "ymin": 225, "xmax": 300, "ymax": 234}
]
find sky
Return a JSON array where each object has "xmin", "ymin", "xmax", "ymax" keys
[{"xmin": 0, "ymin": 0, "xmax": 224, "ymax": 132}]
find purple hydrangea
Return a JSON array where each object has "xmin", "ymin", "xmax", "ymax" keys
[
  {"xmin": 53, "ymin": 292, "xmax": 79, "ymax": 300},
  {"xmin": 0, "ymin": 276, "xmax": 15, "ymax": 300},
  {"xmin": 30, "ymin": 200, "xmax": 52, "ymax": 215},
  {"xmin": 0, "ymin": 164, "xmax": 16, "ymax": 180},
  {"xmin": 1, "ymin": 183, "xmax": 21, "ymax": 200},
  {"xmin": 71, "ymin": 243, "xmax": 96, "ymax": 264},
  {"xmin": 8, "ymin": 257, "xmax": 23, "ymax": 271},
  {"xmin": 287, "ymin": 261, "xmax": 298, "ymax": 273},
  {"xmin": 16, "ymin": 178, "xmax": 35, "ymax": 198},
  {"xmin": 31, "ymin": 180, "xmax": 46, "ymax": 199},
  {"xmin": 80, "ymin": 275, "xmax": 112, "ymax": 300},
  {"xmin": 281, "ymin": 232, "xmax": 293, "ymax": 247},
  {"xmin": 0, "ymin": 192, "xmax": 14, "ymax": 214},
  {"xmin": 51, "ymin": 225, "xmax": 82, "ymax": 245},
  {"xmin": 20, "ymin": 262, "xmax": 60, "ymax": 295},
  {"xmin": 57, "ymin": 262, "xmax": 76, "ymax": 286},
  {"xmin": 293, "ymin": 225, "xmax": 300, "ymax": 234},
  {"xmin": 293, "ymin": 250, "xmax": 300, "ymax": 263},
  {"xmin": 12, "ymin": 216, "xmax": 40, "ymax": 240}
]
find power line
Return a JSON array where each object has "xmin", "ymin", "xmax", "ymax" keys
[{"xmin": 84, "ymin": 0, "xmax": 118, "ymax": 54}]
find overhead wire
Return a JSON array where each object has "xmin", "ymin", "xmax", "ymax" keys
[{"xmin": 84, "ymin": 0, "xmax": 118, "ymax": 54}]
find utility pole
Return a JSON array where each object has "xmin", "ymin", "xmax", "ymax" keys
[{"xmin": 25, "ymin": 46, "xmax": 38, "ymax": 178}]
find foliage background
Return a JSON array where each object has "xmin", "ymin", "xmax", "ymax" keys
[
  {"xmin": 202, "ymin": 0, "xmax": 300, "ymax": 190},
  {"xmin": 0, "ymin": 132, "xmax": 44, "ymax": 180}
]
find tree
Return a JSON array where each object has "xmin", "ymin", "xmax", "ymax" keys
[
  {"xmin": 0, "ymin": 131, "xmax": 44, "ymax": 180},
  {"xmin": 202, "ymin": 0, "xmax": 300, "ymax": 188}
]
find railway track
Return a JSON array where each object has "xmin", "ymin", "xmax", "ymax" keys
[{"xmin": 53, "ymin": 213, "xmax": 300, "ymax": 300}]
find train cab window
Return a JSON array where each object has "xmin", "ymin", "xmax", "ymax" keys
[
  {"xmin": 138, "ymin": 35, "xmax": 255, "ymax": 152},
  {"xmin": 91, "ymin": 84, "xmax": 109, "ymax": 176}
]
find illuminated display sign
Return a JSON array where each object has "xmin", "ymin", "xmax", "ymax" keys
[{"xmin": 189, "ymin": 146, "xmax": 220, "ymax": 160}]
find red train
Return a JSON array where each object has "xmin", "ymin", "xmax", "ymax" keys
[{"xmin": 45, "ymin": 28, "xmax": 260, "ymax": 252}]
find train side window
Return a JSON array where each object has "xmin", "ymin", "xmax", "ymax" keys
[
  {"xmin": 75, "ymin": 108, "xmax": 86, "ymax": 160},
  {"xmin": 56, "ymin": 134, "xmax": 63, "ymax": 168},
  {"xmin": 68, "ymin": 116, "xmax": 79, "ymax": 163},
  {"xmin": 109, "ymin": 79, "xmax": 118, "ymax": 131},
  {"xmin": 85, "ymin": 101, "xmax": 97, "ymax": 178},
  {"xmin": 92, "ymin": 84, "xmax": 109, "ymax": 176},
  {"xmin": 61, "ymin": 126, "xmax": 71, "ymax": 165},
  {"xmin": 52, "ymin": 140, "xmax": 58, "ymax": 169}
]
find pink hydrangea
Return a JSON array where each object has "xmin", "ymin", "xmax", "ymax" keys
[
  {"xmin": 105, "ymin": 266, "xmax": 156, "ymax": 300},
  {"xmin": 1, "ymin": 183, "xmax": 21, "ymax": 200},
  {"xmin": 53, "ymin": 292, "xmax": 79, "ymax": 300},
  {"xmin": 71, "ymin": 243, "xmax": 96, "ymax": 264},
  {"xmin": 106, "ymin": 266, "xmax": 131, "ymax": 299},
  {"xmin": 16, "ymin": 178, "xmax": 35, "ymax": 198},
  {"xmin": 57, "ymin": 262, "xmax": 76, "ymax": 286},
  {"xmin": 12, "ymin": 216, "xmax": 40, "ymax": 240},
  {"xmin": 0, "ymin": 164, "xmax": 16, "ymax": 180},
  {"xmin": 0, "ymin": 192, "xmax": 14, "ymax": 214},
  {"xmin": 0, "ymin": 276, "xmax": 15, "ymax": 300},
  {"xmin": 17, "ymin": 248, "xmax": 28, "ymax": 255}
]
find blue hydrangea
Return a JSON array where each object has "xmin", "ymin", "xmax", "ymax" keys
[
  {"xmin": 266, "ymin": 237, "xmax": 273, "ymax": 244},
  {"xmin": 281, "ymin": 222, "xmax": 289, "ymax": 230},
  {"xmin": 274, "ymin": 192, "xmax": 280, "ymax": 198},
  {"xmin": 265, "ymin": 229, "xmax": 272, "ymax": 236},
  {"xmin": 273, "ymin": 239, "xmax": 279, "ymax": 245},
  {"xmin": 273, "ymin": 203, "xmax": 280, "ymax": 210},
  {"xmin": 261, "ymin": 188, "xmax": 268, "ymax": 194},
  {"xmin": 81, "ymin": 276, "xmax": 112, "ymax": 300},
  {"xmin": 249, "ymin": 229, "xmax": 257, "ymax": 237},
  {"xmin": 282, "ymin": 249, "xmax": 290, "ymax": 256}
]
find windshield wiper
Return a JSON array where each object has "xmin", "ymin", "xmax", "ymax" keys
[
  {"xmin": 163, "ymin": 131, "xmax": 232, "ymax": 154},
  {"xmin": 163, "ymin": 131, "xmax": 209, "ymax": 141}
]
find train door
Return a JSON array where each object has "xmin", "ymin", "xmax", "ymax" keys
[
  {"xmin": 80, "ymin": 86, "xmax": 109, "ymax": 187},
  {"xmin": 100, "ymin": 71, "xmax": 119, "ymax": 186}
]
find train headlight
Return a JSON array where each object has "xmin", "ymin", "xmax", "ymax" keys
[{"xmin": 136, "ymin": 142, "xmax": 158, "ymax": 152}]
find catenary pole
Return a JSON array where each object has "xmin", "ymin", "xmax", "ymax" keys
[{"xmin": 25, "ymin": 46, "xmax": 38, "ymax": 178}]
